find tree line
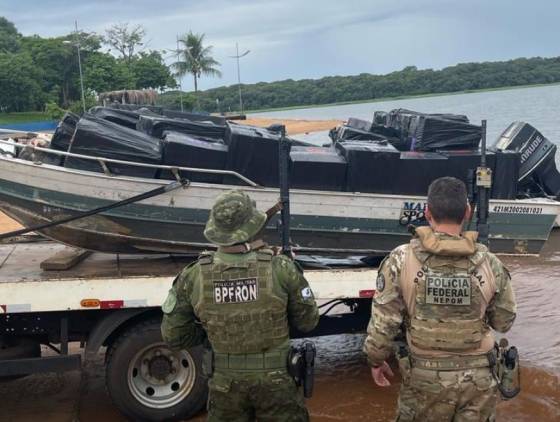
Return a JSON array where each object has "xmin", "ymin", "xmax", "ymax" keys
[
  {"xmin": 0, "ymin": 18, "xmax": 174, "ymax": 113},
  {"xmin": 168, "ymin": 56, "xmax": 560, "ymax": 113},
  {"xmin": 3, "ymin": 14, "xmax": 560, "ymax": 116}
]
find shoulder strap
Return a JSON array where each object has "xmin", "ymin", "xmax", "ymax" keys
[
  {"xmin": 474, "ymin": 256, "xmax": 497, "ymax": 307},
  {"xmin": 401, "ymin": 245, "xmax": 422, "ymax": 315},
  {"xmin": 198, "ymin": 251, "xmax": 214, "ymax": 265}
]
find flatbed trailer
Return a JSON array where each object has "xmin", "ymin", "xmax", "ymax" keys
[{"xmin": 0, "ymin": 240, "xmax": 377, "ymax": 421}]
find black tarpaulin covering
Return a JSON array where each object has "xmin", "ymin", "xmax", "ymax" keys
[
  {"xmin": 159, "ymin": 131, "xmax": 228, "ymax": 183},
  {"xmin": 493, "ymin": 150, "xmax": 520, "ymax": 199},
  {"xmin": 50, "ymin": 111, "xmax": 80, "ymax": 152},
  {"xmin": 137, "ymin": 115, "xmax": 226, "ymax": 140},
  {"xmin": 160, "ymin": 109, "xmax": 226, "ymax": 125},
  {"xmin": 395, "ymin": 151, "xmax": 448, "ymax": 195},
  {"xmin": 64, "ymin": 116, "xmax": 162, "ymax": 178},
  {"xmin": 224, "ymin": 123, "xmax": 281, "ymax": 186},
  {"xmin": 337, "ymin": 141, "xmax": 400, "ymax": 193},
  {"xmin": 290, "ymin": 146, "xmax": 347, "ymax": 191},
  {"xmin": 336, "ymin": 126, "xmax": 389, "ymax": 142},
  {"xmin": 411, "ymin": 115, "xmax": 481, "ymax": 151},
  {"xmin": 89, "ymin": 107, "xmax": 150, "ymax": 130},
  {"xmin": 373, "ymin": 111, "xmax": 388, "ymax": 126},
  {"xmin": 385, "ymin": 109, "xmax": 477, "ymax": 151},
  {"xmin": 346, "ymin": 118, "xmax": 372, "ymax": 132}
]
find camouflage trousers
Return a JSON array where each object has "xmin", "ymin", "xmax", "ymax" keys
[
  {"xmin": 207, "ymin": 369, "xmax": 309, "ymax": 422},
  {"xmin": 396, "ymin": 359, "xmax": 498, "ymax": 422}
]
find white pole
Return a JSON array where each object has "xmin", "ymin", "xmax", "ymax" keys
[
  {"xmin": 176, "ymin": 35, "xmax": 184, "ymax": 112},
  {"xmin": 75, "ymin": 20, "xmax": 86, "ymax": 113}
]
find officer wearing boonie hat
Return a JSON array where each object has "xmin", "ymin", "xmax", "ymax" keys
[{"xmin": 161, "ymin": 189, "xmax": 319, "ymax": 421}]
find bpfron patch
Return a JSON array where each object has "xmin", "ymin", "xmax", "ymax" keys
[
  {"xmin": 376, "ymin": 274, "xmax": 385, "ymax": 292},
  {"xmin": 214, "ymin": 277, "xmax": 259, "ymax": 304}
]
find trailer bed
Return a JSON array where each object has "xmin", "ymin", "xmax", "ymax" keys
[{"xmin": 0, "ymin": 242, "xmax": 377, "ymax": 314}]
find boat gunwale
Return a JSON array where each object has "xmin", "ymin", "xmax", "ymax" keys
[
  {"xmin": 0, "ymin": 138, "xmax": 258, "ymax": 187},
  {"xmin": 0, "ymin": 153, "xmax": 559, "ymax": 209}
]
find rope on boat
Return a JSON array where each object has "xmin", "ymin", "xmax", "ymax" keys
[{"xmin": 0, "ymin": 179, "xmax": 190, "ymax": 241}]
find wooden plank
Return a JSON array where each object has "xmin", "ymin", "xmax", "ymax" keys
[{"xmin": 40, "ymin": 247, "xmax": 92, "ymax": 271}]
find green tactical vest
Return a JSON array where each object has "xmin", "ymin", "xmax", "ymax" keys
[
  {"xmin": 192, "ymin": 249, "xmax": 290, "ymax": 354},
  {"xmin": 402, "ymin": 240, "xmax": 496, "ymax": 353}
]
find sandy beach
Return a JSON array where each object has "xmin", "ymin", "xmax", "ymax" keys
[{"xmin": 243, "ymin": 117, "xmax": 342, "ymax": 135}]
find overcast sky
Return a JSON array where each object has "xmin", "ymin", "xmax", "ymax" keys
[{"xmin": 3, "ymin": 0, "xmax": 559, "ymax": 91}]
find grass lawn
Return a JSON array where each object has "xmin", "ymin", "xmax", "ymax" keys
[{"xmin": 0, "ymin": 112, "xmax": 51, "ymax": 124}]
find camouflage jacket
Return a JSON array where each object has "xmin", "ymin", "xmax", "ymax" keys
[
  {"xmin": 363, "ymin": 231, "xmax": 517, "ymax": 367},
  {"xmin": 161, "ymin": 249, "xmax": 319, "ymax": 351}
]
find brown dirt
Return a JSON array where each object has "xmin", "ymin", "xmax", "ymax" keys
[
  {"xmin": 0, "ymin": 212, "xmax": 22, "ymax": 234},
  {"xmin": 242, "ymin": 117, "xmax": 342, "ymax": 135}
]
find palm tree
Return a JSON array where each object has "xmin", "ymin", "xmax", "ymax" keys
[{"xmin": 172, "ymin": 31, "xmax": 221, "ymax": 96}]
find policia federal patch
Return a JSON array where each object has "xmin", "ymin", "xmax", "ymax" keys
[
  {"xmin": 425, "ymin": 274, "xmax": 471, "ymax": 306},
  {"xmin": 214, "ymin": 277, "xmax": 259, "ymax": 304}
]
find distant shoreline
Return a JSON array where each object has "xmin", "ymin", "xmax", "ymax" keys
[{"xmin": 247, "ymin": 81, "xmax": 560, "ymax": 114}]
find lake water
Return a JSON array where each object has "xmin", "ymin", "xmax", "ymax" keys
[{"xmin": 252, "ymin": 84, "xmax": 560, "ymax": 148}]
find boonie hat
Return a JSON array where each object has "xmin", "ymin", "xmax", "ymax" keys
[{"xmin": 203, "ymin": 190, "xmax": 267, "ymax": 246}]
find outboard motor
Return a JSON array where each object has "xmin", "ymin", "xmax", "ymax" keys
[{"xmin": 494, "ymin": 122, "xmax": 560, "ymax": 197}]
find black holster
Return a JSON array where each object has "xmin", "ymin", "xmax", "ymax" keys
[
  {"xmin": 488, "ymin": 341, "xmax": 521, "ymax": 400},
  {"xmin": 288, "ymin": 341, "xmax": 316, "ymax": 398}
]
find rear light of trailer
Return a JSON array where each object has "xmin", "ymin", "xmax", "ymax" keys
[
  {"xmin": 359, "ymin": 289, "xmax": 375, "ymax": 298},
  {"xmin": 80, "ymin": 299, "xmax": 101, "ymax": 308}
]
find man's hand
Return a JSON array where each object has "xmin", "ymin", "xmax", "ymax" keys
[{"xmin": 371, "ymin": 361, "xmax": 394, "ymax": 387}]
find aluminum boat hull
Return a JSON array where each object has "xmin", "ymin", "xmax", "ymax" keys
[{"xmin": 0, "ymin": 156, "xmax": 557, "ymax": 255}]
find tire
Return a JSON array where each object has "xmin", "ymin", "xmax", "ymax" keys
[
  {"xmin": 0, "ymin": 337, "xmax": 41, "ymax": 382},
  {"xmin": 105, "ymin": 319, "xmax": 208, "ymax": 422}
]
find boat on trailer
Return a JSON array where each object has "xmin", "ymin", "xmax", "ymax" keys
[{"xmin": 0, "ymin": 140, "xmax": 556, "ymax": 256}]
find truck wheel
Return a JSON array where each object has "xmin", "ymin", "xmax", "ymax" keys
[{"xmin": 106, "ymin": 319, "xmax": 207, "ymax": 421}]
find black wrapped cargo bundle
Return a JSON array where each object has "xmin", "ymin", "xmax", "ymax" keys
[
  {"xmin": 224, "ymin": 123, "xmax": 281, "ymax": 186},
  {"xmin": 337, "ymin": 141, "xmax": 401, "ymax": 194},
  {"xmin": 160, "ymin": 110, "xmax": 226, "ymax": 125},
  {"xmin": 137, "ymin": 115, "xmax": 226, "ymax": 140},
  {"xmin": 336, "ymin": 140, "xmax": 518, "ymax": 198},
  {"xmin": 290, "ymin": 146, "xmax": 347, "ymax": 191},
  {"xmin": 64, "ymin": 116, "xmax": 163, "ymax": 178},
  {"xmin": 410, "ymin": 115, "xmax": 481, "ymax": 151},
  {"xmin": 159, "ymin": 131, "xmax": 228, "ymax": 183},
  {"xmin": 384, "ymin": 109, "xmax": 476, "ymax": 151},
  {"xmin": 50, "ymin": 111, "xmax": 80, "ymax": 152},
  {"xmin": 89, "ymin": 106, "xmax": 159, "ymax": 130},
  {"xmin": 335, "ymin": 126, "xmax": 389, "ymax": 142}
]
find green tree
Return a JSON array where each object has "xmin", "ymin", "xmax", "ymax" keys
[
  {"xmin": 172, "ymin": 31, "xmax": 221, "ymax": 94},
  {"xmin": 104, "ymin": 23, "xmax": 145, "ymax": 63},
  {"xmin": 0, "ymin": 17, "xmax": 20, "ymax": 53},
  {"xmin": 0, "ymin": 52, "xmax": 43, "ymax": 112},
  {"xmin": 129, "ymin": 51, "xmax": 175, "ymax": 90}
]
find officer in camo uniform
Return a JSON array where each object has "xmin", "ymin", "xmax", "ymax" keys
[
  {"xmin": 161, "ymin": 189, "xmax": 319, "ymax": 422},
  {"xmin": 364, "ymin": 177, "xmax": 517, "ymax": 421}
]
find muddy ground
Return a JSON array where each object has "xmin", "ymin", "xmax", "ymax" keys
[{"xmin": 0, "ymin": 336, "xmax": 558, "ymax": 421}]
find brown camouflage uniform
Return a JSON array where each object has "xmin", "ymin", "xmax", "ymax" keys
[{"xmin": 364, "ymin": 227, "xmax": 517, "ymax": 421}]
